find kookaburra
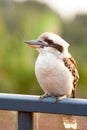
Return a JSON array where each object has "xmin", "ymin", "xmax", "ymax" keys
[{"xmin": 24, "ymin": 32, "xmax": 79, "ymax": 129}]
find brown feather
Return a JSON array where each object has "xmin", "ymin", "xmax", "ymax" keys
[{"xmin": 63, "ymin": 57, "xmax": 79, "ymax": 98}]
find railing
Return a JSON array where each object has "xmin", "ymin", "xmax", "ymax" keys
[{"xmin": 0, "ymin": 94, "xmax": 87, "ymax": 130}]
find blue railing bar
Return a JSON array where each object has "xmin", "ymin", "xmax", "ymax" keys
[
  {"xmin": 18, "ymin": 112, "xmax": 33, "ymax": 130},
  {"xmin": 0, "ymin": 94, "xmax": 87, "ymax": 116}
]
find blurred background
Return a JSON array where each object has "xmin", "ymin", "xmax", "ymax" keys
[{"xmin": 0, "ymin": 0, "xmax": 87, "ymax": 98}]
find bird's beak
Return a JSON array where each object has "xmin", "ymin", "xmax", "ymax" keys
[{"xmin": 24, "ymin": 40, "xmax": 48, "ymax": 48}]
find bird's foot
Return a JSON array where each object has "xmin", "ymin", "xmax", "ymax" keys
[
  {"xmin": 40, "ymin": 94, "xmax": 67, "ymax": 102},
  {"xmin": 40, "ymin": 93, "xmax": 51, "ymax": 100},
  {"xmin": 55, "ymin": 95, "xmax": 67, "ymax": 102}
]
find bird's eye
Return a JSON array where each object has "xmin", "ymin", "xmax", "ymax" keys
[
  {"xmin": 44, "ymin": 39, "xmax": 53, "ymax": 45},
  {"xmin": 48, "ymin": 40, "xmax": 53, "ymax": 44},
  {"xmin": 44, "ymin": 38, "xmax": 63, "ymax": 53}
]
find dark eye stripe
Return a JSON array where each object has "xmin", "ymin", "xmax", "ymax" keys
[
  {"xmin": 53, "ymin": 44, "xmax": 63, "ymax": 53},
  {"xmin": 44, "ymin": 39, "xmax": 53, "ymax": 45},
  {"xmin": 44, "ymin": 39, "xmax": 63, "ymax": 53}
]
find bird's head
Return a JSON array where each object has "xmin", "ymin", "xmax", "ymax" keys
[{"xmin": 24, "ymin": 32, "xmax": 71, "ymax": 58}]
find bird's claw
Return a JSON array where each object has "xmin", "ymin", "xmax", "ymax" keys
[
  {"xmin": 40, "ymin": 94, "xmax": 67, "ymax": 103},
  {"xmin": 40, "ymin": 93, "xmax": 51, "ymax": 100},
  {"xmin": 55, "ymin": 95, "xmax": 67, "ymax": 103}
]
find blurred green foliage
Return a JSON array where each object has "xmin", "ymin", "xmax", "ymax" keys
[
  {"xmin": 0, "ymin": 0, "xmax": 87, "ymax": 98},
  {"xmin": 0, "ymin": 0, "xmax": 61, "ymax": 95}
]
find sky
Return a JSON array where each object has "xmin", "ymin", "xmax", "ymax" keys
[
  {"xmin": 14, "ymin": 0, "xmax": 87, "ymax": 19},
  {"xmin": 37, "ymin": 0, "xmax": 87, "ymax": 19}
]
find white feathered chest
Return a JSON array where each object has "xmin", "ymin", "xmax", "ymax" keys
[{"xmin": 35, "ymin": 52, "xmax": 74, "ymax": 97}]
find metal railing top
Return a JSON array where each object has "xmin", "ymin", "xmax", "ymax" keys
[{"xmin": 0, "ymin": 93, "xmax": 87, "ymax": 116}]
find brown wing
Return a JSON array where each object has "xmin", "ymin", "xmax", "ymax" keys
[{"xmin": 63, "ymin": 57, "xmax": 79, "ymax": 98}]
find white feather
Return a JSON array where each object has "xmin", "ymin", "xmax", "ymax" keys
[{"xmin": 35, "ymin": 51, "xmax": 73, "ymax": 97}]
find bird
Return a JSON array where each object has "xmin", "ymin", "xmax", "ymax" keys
[{"xmin": 24, "ymin": 32, "xmax": 79, "ymax": 129}]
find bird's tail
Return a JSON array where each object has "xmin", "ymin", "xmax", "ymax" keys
[{"xmin": 62, "ymin": 115, "xmax": 77, "ymax": 129}]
